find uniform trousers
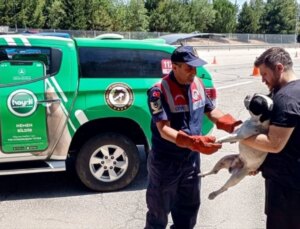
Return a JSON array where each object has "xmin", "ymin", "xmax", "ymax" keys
[{"xmin": 145, "ymin": 151, "xmax": 201, "ymax": 229}]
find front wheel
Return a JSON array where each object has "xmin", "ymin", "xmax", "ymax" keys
[{"xmin": 75, "ymin": 133, "xmax": 140, "ymax": 191}]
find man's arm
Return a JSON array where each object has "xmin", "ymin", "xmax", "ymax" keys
[
  {"xmin": 206, "ymin": 108, "xmax": 242, "ymax": 133},
  {"xmin": 156, "ymin": 107, "xmax": 228, "ymax": 141},
  {"xmin": 241, "ymin": 125, "xmax": 294, "ymax": 153},
  {"xmin": 156, "ymin": 120, "xmax": 177, "ymax": 143},
  {"xmin": 155, "ymin": 120, "xmax": 222, "ymax": 155},
  {"xmin": 205, "ymin": 108, "xmax": 225, "ymax": 122}
]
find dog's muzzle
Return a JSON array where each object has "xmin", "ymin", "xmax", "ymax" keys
[{"xmin": 244, "ymin": 95, "xmax": 252, "ymax": 110}]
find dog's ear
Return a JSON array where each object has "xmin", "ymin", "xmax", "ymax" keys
[
  {"xmin": 249, "ymin": 94, "xmax": 273, "ymax": 122},
  {"xmin": 260, "ymin": 100, "xmax": 273, "ymax": 122},
  {"xmin": 249, "ymin": 96, "xmax": 265, "ymax": 116}
]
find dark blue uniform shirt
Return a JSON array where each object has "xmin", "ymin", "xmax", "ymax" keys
[{"xmin": 147, "ymin": 72, "xmax": 215, "ymax": 160}]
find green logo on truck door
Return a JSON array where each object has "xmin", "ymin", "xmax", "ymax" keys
[
  {"xmin": 0, "ymin": 61, "xmax": 48, "ymax": 153},
  {"xmin": 8, "ymin": 89, "xmax": 37, "ymax": 117}
]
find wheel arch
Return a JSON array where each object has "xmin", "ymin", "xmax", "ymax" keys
[{"xmin": 69, "ymin": 117, "xmax": 149, "ymax": 158}]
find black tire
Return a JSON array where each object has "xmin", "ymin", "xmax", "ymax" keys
[{"xmin": 75, "ymin": 132, "xmax": 140, "ymax": 192}]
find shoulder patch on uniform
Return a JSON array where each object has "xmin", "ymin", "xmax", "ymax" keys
[{"xmin": 149, "ymin": 87, "xmax": 163, "ymax": 115}]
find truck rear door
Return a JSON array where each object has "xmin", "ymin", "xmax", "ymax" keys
[{"xmin": 0, "ymin": 36, "xmax": 78, "ymax": 159}]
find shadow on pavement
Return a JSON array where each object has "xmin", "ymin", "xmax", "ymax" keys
[{"xmin": 0, "ymin": 160, "xmax": 148, "ymax": 201}]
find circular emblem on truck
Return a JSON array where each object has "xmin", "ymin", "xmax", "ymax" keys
[
  {"xmin": 7, "ymin": 89, "xmax": 38, "ymax": 117},
  {"xmin": 105, "ymin": 83, "xmax": 134, "ymax": 111}
]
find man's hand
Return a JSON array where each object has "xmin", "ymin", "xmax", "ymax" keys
[
  {"xmin": 216, "ymin": 114, "xmax": 242, "ymax": 133},
  {"xmin": 176, "ymin": 131, "xmax": 222, "ymax": 155}
]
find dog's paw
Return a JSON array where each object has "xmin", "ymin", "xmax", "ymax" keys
[
  {"xmin": 216, "ymin": 136, "xmax": 239, "ymax": 144},
  {"xmin": 208, "ymin": 192, "xmax": 218, "ymax": 200},
  {"xmin": 216, "ymin": 137, "xmax": 227, "ymax": 143},
  {"xmin": 198, "ymin": 173, "xmax": 205, "ymax": 178}
]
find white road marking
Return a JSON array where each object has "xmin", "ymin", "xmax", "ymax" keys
[{"xmin": 216, "ymin": 81, "xmax": 253, "ymax": 90}]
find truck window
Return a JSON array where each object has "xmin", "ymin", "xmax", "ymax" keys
[
  {"xmin": 0, "ymin": 47, "xmax": 62, "ymax": 76},
  {"xmin": 78, "ymin": 47, "xmax": 171, "ymax": 78}
]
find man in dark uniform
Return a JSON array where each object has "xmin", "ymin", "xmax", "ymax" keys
[
  {"xmin": 242, "ymin": 47, "xmax": 300, "ymax": 229},
  {"xmin": 145, "ymin": 46, "xmax": 241, "ymax": 229}
]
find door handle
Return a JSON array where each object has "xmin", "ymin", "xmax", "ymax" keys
[{"xmin": 37, "ymin": 99, "xmax": 61, "ymax": 107}]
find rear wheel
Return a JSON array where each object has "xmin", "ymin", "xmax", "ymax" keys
[{"xmin": 75, "ymin": 133, "xmax": 140, "ymax": 191}]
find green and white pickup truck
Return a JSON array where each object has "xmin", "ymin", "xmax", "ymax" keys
[{"xmin": 0, "ymin": 34, "xmax": 216, "ymax": 191}]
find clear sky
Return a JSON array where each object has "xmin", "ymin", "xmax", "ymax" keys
[
  {"xmin": 230, "ymin": 0, "xmax": 300, "ymax": 7},
  {"xmin": 229, "ymin": 0, "xmax": 247, "ymax": 6}
]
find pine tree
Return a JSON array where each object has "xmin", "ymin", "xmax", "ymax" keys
[
  {"xmin": 210, "ymin": 0, "xmax": 238, "ymax": 33},
  {"xmin": 60, "ymin": 0, "xmax": 87, "ymax": 30},
  {"xmin": 261, "ymin": 0, "xmax": 297, "ymax": 34}
]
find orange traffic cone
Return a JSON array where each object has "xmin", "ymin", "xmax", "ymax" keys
[
  {"xmin": 252, "ymin": 66, "xmax": 260, "ymax": 77},
  {"xmin": 212, "ymin": 56, "xmax": 217, "ymax": 64}
]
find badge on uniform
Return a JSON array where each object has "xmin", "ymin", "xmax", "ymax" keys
[{"xmin": 150, "ymin": 89, "xmax": 163, "ymax": 115}]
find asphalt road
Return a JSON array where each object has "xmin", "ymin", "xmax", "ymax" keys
[{"xmin": 0, "ymin": 47, "xmax": 299, "ymax": 229}]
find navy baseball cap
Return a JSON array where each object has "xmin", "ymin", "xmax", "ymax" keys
[{"xmin": 171, "ymin": 46, "xmax": 207, "ymax": 67}]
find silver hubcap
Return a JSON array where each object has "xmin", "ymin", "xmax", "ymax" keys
[{"xmin": 89, "ymin": 144, "xmax": 128, "ymax": 182}]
